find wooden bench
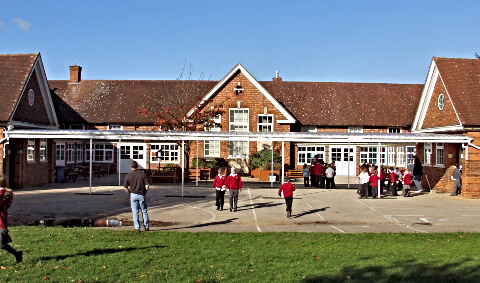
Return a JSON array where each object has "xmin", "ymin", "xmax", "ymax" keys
[
  {"xmin": 285, "ymin": 170, "xmax": 304, "ymax": 182},
  {"xmin": 150, "ymin": 170, "xmax": 179, "ymax": 185},
  {"xmin": 64, "ymin": 168, "xmax": 78, "ymax": 182}
]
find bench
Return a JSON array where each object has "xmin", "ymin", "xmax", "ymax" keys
[
  {"xmin": 285, "ymin": 170, "xmax": 304, "ymax": 182},
  {"xmin": 150, "ymin": 170, "xmax": 179, "ymax": 185},
  {"xmin": 64, "ymin": 168, "xmax": 78, "ymax": 182}
]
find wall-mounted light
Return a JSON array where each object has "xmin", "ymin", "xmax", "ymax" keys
[{"xmin": 234, "ymin": 82, "xmax": 244, "ymax": 95}]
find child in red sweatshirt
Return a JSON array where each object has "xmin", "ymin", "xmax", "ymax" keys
[
  {"xmin": 369, "ymin": 168, "xmax": 380, "ymax": 198},
  {"xmin": 278, "ymin": 181, "xmax": 296, "ymax": 218}
]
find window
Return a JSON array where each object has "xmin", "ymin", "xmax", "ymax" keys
[
  {"xmin": 424, "ymin": 143, "xmax": 432, "ymax": 165},
  {"xmin": 348, "ymin": 126, "xmax": 363, "ymax": 133},
  {"xmin": 406, "ymin": 146, "xmax": 416, "ymax": 165},
  {"xmin": 66, "ymin": 143, "xmax": 75, "ymax": 163},
  {"xmin": 204, "ymin": 140, "xmax": 220, "ymax": 157},
  {"xmin": 70, "ymin": 124, "xmax": 85, "ymax": 130},
  {"xmin": 27, "ymin": 139, "xmax": 35, "ymax": 161},
  {"xmin": 56, "ymin": 144, "xmax": 65, "ymax": 162},
  {"xmin": 77, "ymin": 143, "xmax": 84, "ymax": 163},
  {"xmin": 396, "ymin": 146, "xmax": 405, "ymax": 167},
  {"xmin": 86, "ymin": 143, "xmax": 114, "ymax": 163},
  {"xmin": 205, "ymin": 114, "xmax": 221, "ymax": 131},
  {"xmin": 229, "ymin": 109, "xmax": 249, "ymax": 157},
  {"xmin": 40, "ymin": 139, "xmax": 47, "ymax": 161},
  {"xmin": 301, "ymin": 126, "xmax": 316, "ymax": 132},
  {"xmin": 228, "ymin": 140, "xmax": 248, "ymax": 158},
  {"xmin": 108, "ymin": 125, "xmax": 123, "ymax": 130},
  {"xmin": 257, "ymin": 114, "xmax": 273, "ymax": 132},
  {"xmin": 297, "ymin": 146, "xmax": 325, "ymax": 165},
  {"xmin": 151, "ymin": 144, "xmax": 180, "ymax": 164},
  {"xmin": 360, "ymin": 147, "xmax": 386, "ymax": 165},
  {"xmin": 388, "ymin": 127, "xmax": 402, "ymax": 133},
  {"xmin": 229, "ymin": 109, "xmax": 249, "ymax": 132},
  {"xmin": 436, "ymin": 143, "xmax": 444, "ymax": 165},
  {"xmin": 438, "ymin": 93, "xmax": 445, "ymax": 110},
  {"xmin": 387, "ymin": 147, "xmax": 396, "ymax": 165}
]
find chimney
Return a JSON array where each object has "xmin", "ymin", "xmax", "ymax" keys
[
  {"xmin": 69, "ymin": 64, "xmax": 82, "ymax": 83},
  {"xmin": 272, "ymin": 70, "xmax": 282, "ymax": 82}
]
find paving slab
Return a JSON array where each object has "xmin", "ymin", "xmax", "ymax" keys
[{"xmin": 9, "ymin": 175, "xmax": 480, "ymax": 233}]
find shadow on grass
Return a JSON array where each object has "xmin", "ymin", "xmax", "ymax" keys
[
  {"xmin": 291, "ymin": 207, "xmax": 329, "ymax": 219},
  {"xmin": 302, "ymin": 258, "xmax": 480, "ymax": 282},
  {"xmin": 39, "ymin": 245, "xmax": 167, "ymax": 261}
]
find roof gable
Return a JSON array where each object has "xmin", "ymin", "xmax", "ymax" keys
[{"xmin": 188, "ymin": 64, "xmax": 296, "ymax": 124}]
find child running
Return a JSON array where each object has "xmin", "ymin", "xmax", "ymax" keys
[{"xmin": 278, "ymin": 181, "xmax": 296, "ymax": 218}]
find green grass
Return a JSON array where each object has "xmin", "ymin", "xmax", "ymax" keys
[{"xmin": 1, "ymin": 227, "xmax": 479, "ymax": 282}]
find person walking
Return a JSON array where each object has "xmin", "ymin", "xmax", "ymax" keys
[
  {"xmin": 278, "ymin": 181, "xmax": 296, "ymax": 218},
  {"xmin": 0, "ymin": 176, "xmax": 22, "ymax": 263},
  {"xmin": 451, "ymin": 163, "xmax": 462, "ymax": 196},
  {"xmin": 412, "ymin": 155, "xmax": 423, "ymax": 192},
  {"xmin": 124, "ymin": 161, "xmax": 150, "ymax": 232},
  {"xmin": 226, "ymin": 167, "xmax": 242, "ymax": 212},
  {"xmin": 213, "ymin": 168, "xmax": 227, "ymax": 210}
]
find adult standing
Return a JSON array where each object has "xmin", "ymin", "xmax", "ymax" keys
[
  {"xmin": 412, "ymin": 155, "xmax": 423, "ymax": 192},
  {"xmin": 124, "ymin": 161, "xmax": 150, "ymax": 232},
  {"xmin": 451, "ymin": 163, "xmax": 462, "ymax": 196},
  {"xmin": 226, "ymin": 167, "xmax": 242, "ymax": 212}
]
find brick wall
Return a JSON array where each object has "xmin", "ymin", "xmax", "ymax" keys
[
  {"xmin": 421, "ymin": 77, "xmax": 459, "ymax": 128},
  {"xmin": 462, "ymin": 132, "xmax": 480, "ymax": 198}
]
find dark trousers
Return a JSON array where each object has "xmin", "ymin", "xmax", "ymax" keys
[
  {"xmin": 304, "ymin": 177, "xmax": 309, "ymax": 187},
  {"xmin": 359, "ymin": 183, "xmax": 368, "ymax": 197},
  {"xmin": 390, "ymin": 182, "xmax": 397, "ymax": 196},
  {"xmin": 284, "ymin": 195, "xmax": 293, "ymax": 212},
  {"xmin": 372, "ymin": 186, "xmax": 379, "ymax": 198},
  {"xmin": 332, "ymin": 176, "xmax": 336, "ymax": 188},
  {"xmin": 311, "ymin": 174, "xmax": 319, "ymax": 188},
  {"xmin": 215, "ymin": 190, "xmax": 225, "ymax": 208},
  {"xmin": 326, "ymin": 177, "xmax": 334, "ymax": 189},
  {"xmin": 319, "ymin": 175, "xmax": 325, "ymax": 188},
  {"xmin": 229, "ymin": 190, "xmax": 239, "ymax": 210}
]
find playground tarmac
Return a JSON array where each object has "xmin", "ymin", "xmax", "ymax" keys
[{"xmin": 9, "ymin": 174, "xmax": 480, "ymax": 233}]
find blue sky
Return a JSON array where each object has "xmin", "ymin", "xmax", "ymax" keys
[{"xmin": 1, "ymin": 1, "xmax": 479, "ymax": 83}]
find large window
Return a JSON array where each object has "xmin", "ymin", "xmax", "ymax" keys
[
  {"xmin": 348, "ymin": 126, "xmax": 363, "ymax": 133},
  {"xmin": 297, "ymin": 146, "xmax": 325, "ymax": 165},
  {"xmin": 360, "ymin": 147, "xmax": 386, "ymax": 165},
  {"xmin": 27, "ymin": 139, "xmax": 35, "ymax": 161},
  {"xmin": 388, "ymin": 127, "xmax": 402, "ymax": 133},
  {"xmin": 387, "ymin": 147, "xmax": 396, "ymax": 165},
  {"xmin": 229, "ymin": 109, "xmax": 249, "ymax": 157},
  {"xmin": 436, "ymin": 143, "xmax": 444, "ymax": 166},
  {"xmin": 204, "ymin": 115, "xmax": 221, "ymax": 157},
  {"xmin": 77, "ymin": 143, "xmax": 84, "ymax": 163},
  {"xmin": 424, "ymin": 143, "xmax": 432, "ymax": 165},
  {"xmin": 66, "ymin": 143, "xmax": 75, "ymax": 163},
  {"xmin": 40, "ymin": 139, "xmax": 47, "ymax": 161},
  {"xmin": 86, "ymin": 143, "xmax": 114, "ymax": 163},
  {"xmin": 257, "ymin": 114, "xmax": 273, "ymax": 132},
  {"xmin": 56, "ymin": 144, "xmax": 65, "ymax": 162},
  {"xmin": 406, "ymin": 146, "xmax": 416, "ymax": 165},
  {"xmin": 151, "ymin": 144, "xmax": 180, "ymax": 164},
  {"xmin": 396, "ymin": 146, "xmax": 405, "ymax": 167}
]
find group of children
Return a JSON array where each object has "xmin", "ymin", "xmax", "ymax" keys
[
  {"xmin": 358, "ymin": 165, "xmax": 412, "ymax": 198},
  {"xmin": 302, "ymin": 159, "xmax": 336, "ymax": 189}
]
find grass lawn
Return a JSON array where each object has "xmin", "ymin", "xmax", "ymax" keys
[{"xmin": 0, "ymin": 227, "xmax": 479, "ymax": 282}]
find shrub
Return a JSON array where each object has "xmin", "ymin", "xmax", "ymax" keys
[
  {"xmin": 163, "ymin": 163, "xmax": 180, "ymax": 170},
  {"xmin": 191, "ymin": 157, "xmax": 228, "ymax": 168},
  {"xmin": 262, "ymin": 162, "xmax": 282, "ymax": 170},
  {"xmin": 250, "ymin": 149, "xmax": 282, "ymax": 169}
]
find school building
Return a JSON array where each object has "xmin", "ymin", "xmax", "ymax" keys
[{"xmin": 1, "ymin": 53, "xmax": 480, "ymax": 198}]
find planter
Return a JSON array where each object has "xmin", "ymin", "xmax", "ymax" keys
[{"xmin": 251, "ymin": 168, "xmax": 280, "ymax": 181}]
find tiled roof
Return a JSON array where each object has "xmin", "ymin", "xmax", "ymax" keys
[
  {"xmin": 49, "ymin": 80, "xmax": 217, "ymax": 124},
  {"xmin": 261, "ymin": 81, "xmax": 423, "ymax": 127},
  {"xmin": 0, "ymin": 53, "xmax": 38, "ymax": 121},
  {"xmin": 434, "ymin": 57, "xmax": 480, "ymax": 126}
]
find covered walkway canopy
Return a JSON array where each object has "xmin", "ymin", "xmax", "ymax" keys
[{"xmin": 5, "ymin": 129, "xmax": 473, "ymax": 195}]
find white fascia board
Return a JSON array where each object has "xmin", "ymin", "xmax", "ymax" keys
[
  {"xmin": 412, "ymin": 125, "xmax": 464, "ymax": 133},
  {"xmin": 187, "ymin": 64, "xmax": 296, "ymax": 123},
  {"xmin": 35, "ymin": 53, "xmax": 59, "ymax": 127},
  {"xmin": 412, "ymin": 59, "xmax": 437, "ymax": 131}
]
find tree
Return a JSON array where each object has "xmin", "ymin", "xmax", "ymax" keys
[{"xmin": 138, "ymin": 63, "xmax": 224, "ymax": 167}]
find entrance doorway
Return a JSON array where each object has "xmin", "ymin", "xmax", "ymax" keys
[
  {"xmin": 330, "ymin": 146, "xmax": 356, "ymax": 176},
  {"xmin": 120, "ymin": 144, "xmax": 147, "ymax": 173}
]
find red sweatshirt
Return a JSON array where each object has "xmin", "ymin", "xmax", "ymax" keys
[
  {"xmin": 278, "ymin": 182, "xmax": 296, "ymax": 198},
  {"xmin": 369, "ymin": 174, "xmax": 380, "ymax": 187},
  {"xmin": 0, "ymin": 188, "xmax": 8, "ymax": 229},
  {"xmin": 226, "ymin": 174, "xmax": 242, "ymax": 190},
  {"xmin": 213, "ymin": 174, "xmax": 226, "ymax": 189},
  {"xmin": 389, "ymin": 172, "xmax": 397, "ymax": 182},
  {"xmin": 402, "ymin": 173, "xmax": 412, "ymax": 186}
]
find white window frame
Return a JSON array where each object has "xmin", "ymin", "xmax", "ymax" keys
[
  {"xmin": 424, "ymin": 143, "xmax": 432, "ymax": 165},
  {"xmin": 204, "ymin": 114, "xmax": 221, "ymax": 157},
  {"xmin": 388, "ymin": 127, "xmax": 402, "ymax": 133},
  {"xmin": 27, "ymin": 139, "xmax": 35, "ymax": 161},
  {"xmin": 436, "ymin": 143, "xmax": 444, "ymax": 167},
  {"xmin": 86, "ymin": 143, "xmax": 114, "ymax": 163},
  {"xmin": 257, "ymin": 114, "xmax": 274, "ymax": 132},
  {"xmin": 396, "ymin": 146, "xmax": 405, "ymax": 167},
  {"xmin": 56, "ymin": 143, "xmax": 65, "ymax": 162},
  {"xmin": 66, "ymin": 143, "xmax": 75, "ymax": 164},
  {"xmin": 348, "ymin": 126, "xmax": 363, "ymax": 133},
  {"xmin": 229, "ymin": 109, "xmax": 249, "ymax": 132},
  {"xmin": 360, "ymin": 146, "xmax": 386, "ymax": 165},
  {"xmin": 229, "ymin": 109, "xmax": 249, "ymax": 158},
  {"xmin": 387, "ymin": 147, "xmax": 396, "ymax": 166},
  {"xmin": 77, "ymin": 143, "xmax": 84, "ymax": 163},
  {"xmin": 108, "ymin": 125, "xmax": 123, "ymax": 130},
  {"xmin": 406, "ymin": 146, "xmax": 416, "ymax": 165},
  {"xmin": 150, "ymin": 143, "xmax": 180, "ymax": 164},
  {"xmin": 40, "ymin": 138, "xmax": 47, "ymax": 161},
  {"xmin": 228, "ymin": 140, "xmax": 249, "ymax": 158},
  {"xmin": 297, "ymin": 146, "xmax": 325, "ymax": 165},
  {"xmin": 301, "ymin": 126, "xmax": 316, "ymax": 132}
]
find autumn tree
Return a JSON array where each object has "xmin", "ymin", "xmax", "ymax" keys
[{"xmin": 138, "ymin": 64, "xmax": 224, "ymax": 167}]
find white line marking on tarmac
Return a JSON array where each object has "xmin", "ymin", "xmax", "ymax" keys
[
  {"xmin": 307, "ymin": 203, "xmax": 345, "ymax": 233},
  {"xmin": 330, "ymin": 225, "xmax": 345, "ymax": 233},
  {"xmin": 336, "ymin": 191, "xmax": 376, "ymax": 211},
  {"xmin": 247, "ymin": 187, "xmax": 262, "ymax": 232},
  {"xmin": 384, "ymin": 215, "xmax": 429, "ymax": 233},
  {"xmin": 419, "ymin": 218, "xmax": 431, "ymax": 223},
  {"xmin": 190, "ymin": 205, "xmax": 216, "ymax": 223}
]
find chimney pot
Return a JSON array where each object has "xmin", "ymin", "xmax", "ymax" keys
[{"xmin": 69, "ymin": 64, "xmax": 82, "ymax": 83}]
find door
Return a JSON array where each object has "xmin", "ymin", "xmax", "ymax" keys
[
  {"xmin": 120, "ymin": 144, "xmax": 147, "ymax": 173},
  {"xmin": 330, "ymin": 146, "xmax": 356, "ymax": 176}
]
